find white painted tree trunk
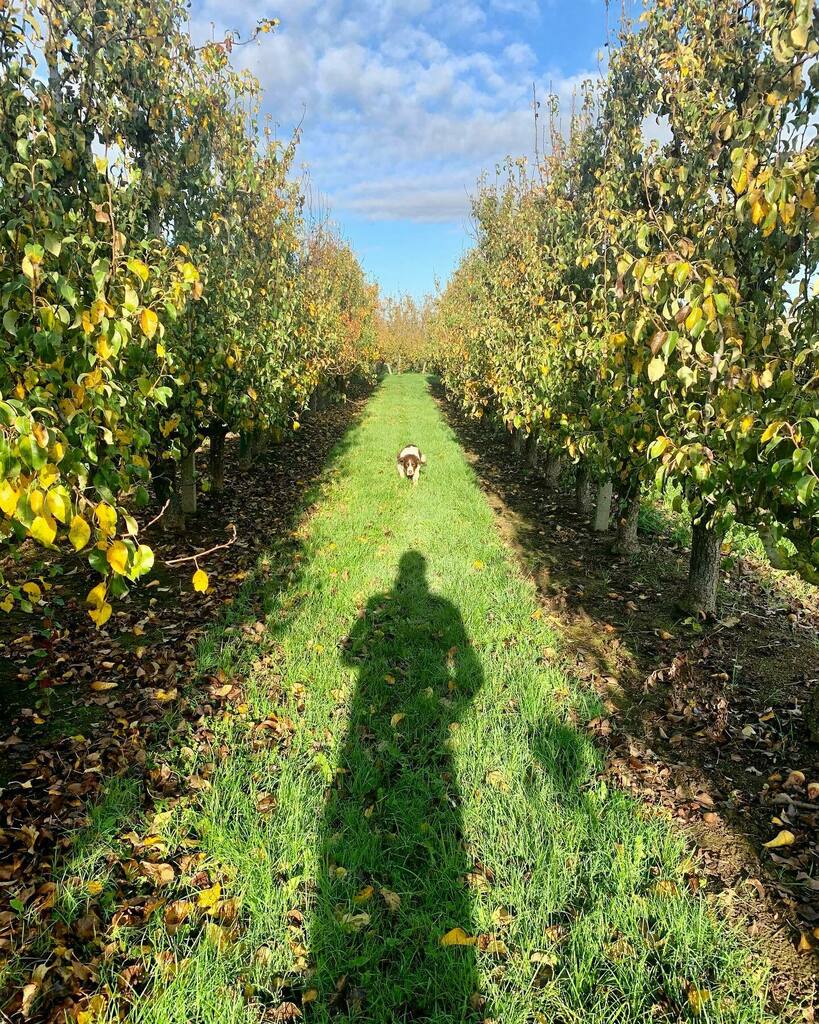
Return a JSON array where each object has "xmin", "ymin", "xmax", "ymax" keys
[
  {"xmin": 593, "ymin": 480, "xmax": 613, "ymax": 532},
  {"xmin": 180, "ymin": 452, "xmax": 197, "ymax": 515}
]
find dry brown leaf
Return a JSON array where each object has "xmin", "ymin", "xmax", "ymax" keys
[
  {"xmin": 164, "ymin": 899, "xmax": 194, "ymax": 935},
  {"xmin": 381, "ymin": 888, "xmax": 401, "ymax": 912},
  {"xmin": 139, "ymin": 861, "xmax": 175, "ymax": 886}
]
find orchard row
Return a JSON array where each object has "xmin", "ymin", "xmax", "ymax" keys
[
  {"xmin": 434, "ymin": 0, "xmax": 818, "ymax": 613},
  {"xmin": 0, "ymin": 1, "xmax": 379, "ymax": 623}
]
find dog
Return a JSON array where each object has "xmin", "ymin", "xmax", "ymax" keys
[{"xmin": 397, "ymin": 444, "xmax": 427, "ymax": 485}]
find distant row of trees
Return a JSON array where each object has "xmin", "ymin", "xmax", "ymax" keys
[
  {"xmin": 376, "ymin": 294, "xmax": 436, "ymax": 374},
  {"xmin": 434, "ymin": 0, "xmax": 818, "ymax": 613},
  {"xmin": 0, "ymin": 0, "xmax": 379, "ymax": 622}
]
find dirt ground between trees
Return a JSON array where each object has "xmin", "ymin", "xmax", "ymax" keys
[
  {"xmin": 0, "ymin": 388, "xmax": 370, "ymax": 1022},
  {"xmin": 436, "ymin": 385, "xmax": 819, "ymax": 1016}
]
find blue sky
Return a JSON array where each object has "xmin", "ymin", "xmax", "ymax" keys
[{"xmin": 190, "ymin": 1, "xmax": 622, "ymax": 300}]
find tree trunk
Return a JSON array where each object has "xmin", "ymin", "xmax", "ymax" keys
[
  {"xmin": 575, "ymin": 464, "xmax": 594, "ymax": 518},
  {"xmin": 682, "ymin": 517, "xmax": 724, "ymax": 616},
  {"xmin": 593, "ymin": 480, "xmax": 613, "ymax": 532},
  {"xmin": 544, "ymin": 452, "xmax": 562, "ymax": 489},
  {"xmin": 209, "ymin": 424, "xmax": 227, "ymax": 496},
  {"xmin": 239, "ymin": 430, "xmax": 252, "ymax": 471},
  {"xmin": 613, "ymin": 481, "xmax": 641, "ymax": 554},
  {"xmin": 180, "ymin": 451, "xmax": 197, "ymax": 515},
  {"xmin": 525, "ymin": 433, "xmax": 538, "ymax": 472},
  {"xmin": 150, "ymin": 458, "xmax": 185, "ymax": 533},
  {"xmin": 513, "ymin": 428, "xmax": 524, "ymax": 456},
  {"xmin": 251, "ymin": 427, "xmax": 264, "ymax": 459}
]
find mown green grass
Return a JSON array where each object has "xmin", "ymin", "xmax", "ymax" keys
[{"xmin": 70, "ymin": 374, "xmax": 769, "ymax": 1024}]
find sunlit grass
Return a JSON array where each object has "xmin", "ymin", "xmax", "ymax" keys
[{"xmin": 63, "ymin": 374, "xmax": 769, "ymax": 1024}]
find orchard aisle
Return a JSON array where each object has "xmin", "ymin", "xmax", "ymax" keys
[{"xmin": 128, "ymin": 375, "xmax": 766, "ymax": 1024}]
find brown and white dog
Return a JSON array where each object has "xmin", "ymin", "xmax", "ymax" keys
[{"xmin": 396, "ymin": 444, "xmax": 427, "ymax": 485}]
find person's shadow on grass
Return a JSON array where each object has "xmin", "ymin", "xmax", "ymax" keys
[{"xmin": 309, "ymin": 551, "xmax": 485, "ymax": 1023}]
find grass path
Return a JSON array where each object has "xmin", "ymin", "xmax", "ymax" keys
[{"xmin": 86, "ymin": 375, "xmax": 768, "ymax": 1023}]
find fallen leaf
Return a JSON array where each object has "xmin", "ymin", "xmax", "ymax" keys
[
  {"xmin": 687, "ymin": 988, "xmax": 711, "ymax": 1014},
  {"xmin": 164, "ymin": 899, "xmax": 194, "ymax": 935},
  {"xmin": 139, "ymin": 861, "xmax": 175, "ymax": 886},
  {"xmin": 491, "ymin": 907, "xmax": 514, "ymax": 926},
  {"xmin": 441, "ymin": 926, "xmax": 476, "ymax": 946},
  {"xmin": 197, "ymin": 882, "xmax": 222, "ymax": 910},
  {"xmin": 485, "ymin": 770, "xmax": 509, "ymax": 792},
  {"xmin": 381, "ymin": 888, "xmax": 401, "ymax": 912},
  {"xmin": 762, "ymin": 829, "xmax": 796, "ymax": 849}
]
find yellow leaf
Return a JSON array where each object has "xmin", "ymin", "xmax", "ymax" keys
[
  {"xmin": 88, "ymin": 599, "xmax": 112, "ymax": 627},
  {"xmin": 762, "ymin": 829, "xmax": 795, "ymax": 849},
  {"xmin": 0, "ymin": 480, "xmax": 20, "ymax": 517},
  {"xmin": 354, "ymin": 885, "xmax": 375, "ymax": 903},
  {"xmin": 128, "ymin": 258, "xmax": 150, "ymax": 282},
  {"xmin": 107, "ymin": 540, "xmax": 129, "ymax": 575},
  {"xmin": 491, "ymin": 907, "xmax": 514, "ymax": 926},
  {"xmin": 647, "ymin": 356, "xmax": 665, "ymax": 382},
  {"xmin": 0, "ymin": 594, "xmax": 14, "ymax": 613},
  {"xmin": 95, "ymin": 502, "xmax": 117, "ymax": 536},
  {"xmin": 30, "ymin": 514, "xmax": 57, "ymax": 546},
  {"xmin": 759, "ymin": 422, "xmax": 781, "ymax": 444},
  {"xmin": 70, "ymin": 515, "xmax": 91, "ymax": 551},
  {"xmin": 86, "ymin": 880, "xmax": 104, "ymax": 896},
  {"xmin": 472, "ymin": 560, "xmax": 485, "ymax": 570},
  {"xmin": 652, "ymin": 879, "xmax": 678, "ymax": 896},
  {"xmin": 46, "ymin": 489, "xmax": 68, "ymax": 523},
  {"xmin": 486, "ymin": 770, "xmax": 510, "ymax": 792},
  {"xmin": 91, "ymin": 680, "xmax": 117, "ymax": 692},
  {"xmin": 197, "ymin": 883, "xmax": 222, "ymax": 910},
  {"xmin": 441, "ymin": 927, "xmax": 476, "ymax": 947},
  {"xmin": 390, "ymin": 712, "xmax": 405, "ymax": 728},
  {"xmin": 687, "ymin": 989, "xmax": 711, "ymax": 1014},
  {"xmin": 293, "ymin": 421, "xmax": 300, "ymax": 431},
  {"xmin": 192, "ymin": 569, "xmax": 209, "ymax": 592},
  {"xmin": 22, "ymin": 582, "xmax": 42, "ymax": 603},
  {"xmin": 140, "ymin": 307, "xmax": 159, "ymax": 339},
  {"xmin": 87, "ymin": 582, "xmax": 107, "ymax": 608}
]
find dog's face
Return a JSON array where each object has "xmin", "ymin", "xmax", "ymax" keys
[{"xmin": 401, "ymin": 454, "xmax": 421, "ymax": 476}]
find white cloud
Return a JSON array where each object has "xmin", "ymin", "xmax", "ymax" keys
[{"xmin": 190, "ymin": 0, "xmax": 596, "ymax": 225}]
